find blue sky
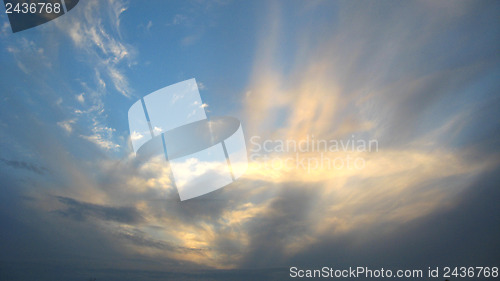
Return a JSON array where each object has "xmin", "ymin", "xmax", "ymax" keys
[{"xmin": 0, "ymin": 1, "xmax": 499, "ymax": 280}]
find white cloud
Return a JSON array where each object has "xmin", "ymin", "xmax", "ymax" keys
[
  {"xmin": 55, "ymin": 0, "xmax": 133, "ymax": 98},
  {"xmin": 47, "ymin": 0, "xmax": 133, "ymax": 154},
  {"xmin": 95, "ymin": 69, "xmax": 106, "ymax": 88},
  {"xmin": 76, "ymin": 93, "xmax": 85, "ymax": 104},
  {"xmin": 57, "ymin": 119, "xmax": 76, "ymax": 134},
  {"xmin": 153, "ymin": 126, "xmax": 163, "ymax": 135},
  {"xmin": 81, "ymin": 123, "xmax": 120, "ymax": 151},
  {"xmin": 130, "ymin": 131, "xmax": 144, "ymax": 141},
  {"xmin": 81, "ymin": 134, "xmax": 120, "ymax": 150},
  {"xmin": 108, "ymin": 66, "xmax": 130, "ymax": 97}
]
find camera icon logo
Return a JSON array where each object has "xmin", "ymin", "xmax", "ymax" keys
[{"xmin": 128, "ymin": 79, "xmax": 248, "ymax": 201}]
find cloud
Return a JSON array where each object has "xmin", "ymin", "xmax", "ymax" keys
[
  {"xmin": 230, "ymin": 0, "xmax": 500, "ymax": 269},
  {"xmin": 282, "ymin": 168, "xmax": 500, "ymax": 270},
  {"xmin": 60, "ymin": 1, "xmax": 131, "ymax": 65},
  {"xmin": 197, "ymin": 82, "xmax": 206, "ymax": 90},
  {"xmin": 168, "ymin": 14, "xmax": 188, "ymax": 26},
  {"xmin": 5, "ymin": 38, "xmax": 52, "ymax": 74},
  {"xmin": 81, "ymin": 134, "xmax": 120, "ymax": 150},
  {"xmin": 107, "ymin": 65, "xmax": 130, "ymax": 97},
  {"xmin": 56, "ymin": 196, "xmax": 143, "ymax": 224},
  {"xmin": 51, "ymin": 0, "xmax": 132, "ymax": 152},
  {"xmin": 0, "ymin": 158, "xmax": 47, "ymax": 175},
  {"xmin": 62, "ymin": 0, "xmax": 132, "ymax": 97},
  {"xmin": 76, "ymin": 93, "xmax": 85, "ymax": 104},
  {"xmin": 0, "ymin": 21, "xmax": 9, "ymax": 35},
  {"xmin": 0, "ymin": 1, "xmax": 498, "ymax": 279},
  {"xmin": 181, "ymin": 34, "xmax": 201, "ymax": 46},
  {"xmin": 57, "ymin": 119, "xmax": 76, "ymax": 134},
  {"xmin": 80, "ymin": 123, "xmax": 120, "ymax": 151}
]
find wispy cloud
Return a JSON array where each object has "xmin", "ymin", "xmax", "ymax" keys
[
  {"xmin": 58, "ymin": 0, "xmax": 132, "ymax": 96},
  {"xmin": 57, "ymin": 119, "xmax": 76, "ymax": 134},
  {"xmin": 167, "ymin": 14, "xmax": 188, "ymax": 26},
  {"xmin": 52, "ymin": 0, "xmax": 133, "ymax": 151},
  {"xmin": 5, "ymin": 38, "xmax": 52, "ymax": 74},
  {"xmin": 80, "ymin": 120, "xmax": 120, "ymax": 151}
]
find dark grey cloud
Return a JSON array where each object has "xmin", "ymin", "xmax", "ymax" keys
[
  {"xmin": 115, "ymin": 227, "xmax": 207, "ymax": 255},
  {"xmin": 281, "ymin": 168, "xmax": 500, "ymax": 280},
  {"xmin": 3, "ymin": 168, "xmax": 497, "ymax": 281},
  {"xmin": 56, "ymin": 196, "xmax": 143, "ymax": 224},
  {"xmin": 240, "ymin": 184, "xmax": 320, "ymax": 268},
  {"xmin": 141, "ymin": 178, "xmax": 272, "ymax": 227},
  {"xmin": 0, "ymin": 158, "xmax": 47, "ymax": 175}
]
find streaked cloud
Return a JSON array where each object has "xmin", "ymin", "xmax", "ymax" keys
[
  {"xmin": 56, "ymin": 196, "xmax": 143, "ymax": 224},
  {"xmin": 0, "ymin": 158, "xmax": 48, "ymax": 175},
  {"xmin": 51, "ymin": 0, "xmax": 132, "ymax": 151}
]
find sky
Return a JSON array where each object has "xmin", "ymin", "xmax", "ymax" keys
[{"xmin": 0, "ymin": 0, "xmax": 499, "ymax": 280}]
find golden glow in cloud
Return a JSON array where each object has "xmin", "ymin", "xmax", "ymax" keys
[{"xmin": 38, "ymin": 1, "xmax": 499, "ymax": 271}]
